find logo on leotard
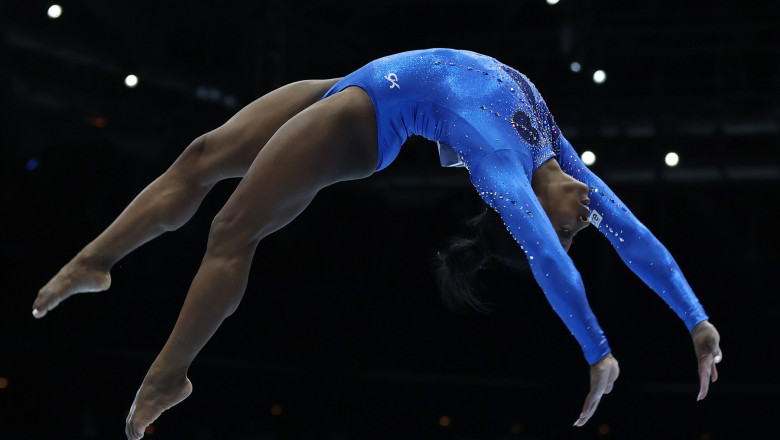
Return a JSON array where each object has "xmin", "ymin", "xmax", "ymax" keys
[
  {"xmin": 384, "ymin": 73, "xmax": 400, "ymax": 89},
  {"xmin": 588, "ymin": 209, "xmax": 603, "ymax": 228}
]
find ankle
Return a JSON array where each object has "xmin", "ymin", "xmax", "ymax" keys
[
  {"xmin": 145, "ymin": 363, "xmax": 189, "ymax": 385},
  {"xmin": 74, "ymin": 248, "xmax": 112, "ymax": 273}
]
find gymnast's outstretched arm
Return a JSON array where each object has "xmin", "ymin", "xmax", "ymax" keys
[
  {"xmin": 469, "ymin": 149, "xmax": 619, "ymax": 426},
  {"xmin": 556, "ymin": 135, "xmax": 722, "ymax": 400}
]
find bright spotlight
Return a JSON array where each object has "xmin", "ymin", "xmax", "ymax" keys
[
  {"xmin": 125, "ymin": 74, "xmax": 139, "ymax": 88},
  {"xmin": 581, "ymin": 150, "xmax": 596, "ymax": 166},
  {"xmin": 665, "ymin": 152, "xmax": 680, "ymax": 167},
  {"xmin": 546, "ymin": 0, "xmax": 560, "ymax": 4},
  {"xmin": 570, "ymin": 61, "xmax": 581, "ymax": 73},
  {"xmin": 47, "ymin": 5, "xmax": 62, "ymax": 19},
  {"xmin": 593, "ymin": 70, "xmax": 606, "ymax": 84}
]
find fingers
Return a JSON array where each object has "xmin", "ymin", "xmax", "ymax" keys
[
  {"xmin": 697, "ymin": 354, "xmax": 713, "ymax": 401},
  {"xmin": 574, "ymin": 356, "xmax": 620, "ymax": 427},
  {"xmin": 574, "ymin": 369, "xmax": 611, "ymax": 427},
  {"xmin": 575, "ymin": 382, "xmax": 609, "ymax": 426},
  {"xmin": 574, "ymin": 392, "xmax": 601, "ymax": 427},
  {"xmin": 604, "ymin": 361, "xmax": 620, "ymax": 395},
  {"xmin": 697, "ymin": 346, "xmax": 723, "ymax": 401},
  {"xmin": 711, "ymin": 362, "xmax": 719, "ymax": 383}
]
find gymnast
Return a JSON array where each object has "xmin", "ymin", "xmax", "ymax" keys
[{"xmin": 32, "ymin": 48, "xmax": 722, "ymax": 439}]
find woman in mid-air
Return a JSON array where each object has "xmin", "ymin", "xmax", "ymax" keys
[{"xmin": 32, "ymin": 48, "xmax": 722, "ymax": 439}]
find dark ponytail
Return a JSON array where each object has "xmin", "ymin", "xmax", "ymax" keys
[{"xmin": 435, "ymin": 204, "xmax": 528, "ymax": 313}]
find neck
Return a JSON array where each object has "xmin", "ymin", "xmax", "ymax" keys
[{"xmin": 531, "ymin": 158, "xmax": 565, "ymax": 202}]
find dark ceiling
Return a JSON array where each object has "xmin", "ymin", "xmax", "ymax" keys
[{"xmin": 5, "ymin": 0, "xmax": 779, "ymax": 181}]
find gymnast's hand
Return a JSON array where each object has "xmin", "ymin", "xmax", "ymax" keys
[
  {"xmin": 691, "ymin": 320, "xmax": 722, "ymax": 401},
  {"xmin": 574, "ymin": 353, "xmax": 619, "ymax": 427}
]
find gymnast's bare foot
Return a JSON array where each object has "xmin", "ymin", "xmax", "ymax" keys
[
  {"xmin": 32, "ymin": 256, "xmax": 111, "ymax": 318},
  {"xmin": 126, "ymin": 373, "xmax": 193, "ymax": 440}
]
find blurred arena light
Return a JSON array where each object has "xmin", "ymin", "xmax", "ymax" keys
[
  {"xmin": 593, "ymin": 70, "xmax": 607, "ymax": 84},
  {"xmin": 581, "ymin": 150, "xmax": 596, "ymax": 165},
  {"xmin": 125, "ymin": 74, "xmax": 139, "ymax": 88},
  {"xmin": 26, "ymin": 159, "xmax": 40, "ymax": 171},
  {"xmin": 570, "ymin": 61, "xmax": 581, "ymax": 73},
  {"xmin": 86, "ymin": 116, "xmax": 107, "ymax": 128},
  {"xmin": 223, "ymin": 95, "xmax": 237, "ymax": 108},
  {"xmin": 665, "ymin": 152, "xmax": 680, "ymax": 167},
  {"xmin": 47, "ymin": 5, "xmax": 62, "ymax": 19},
  {"xmin": 546, "ymin": 0, "xmax": 560, "ymax": 5}
]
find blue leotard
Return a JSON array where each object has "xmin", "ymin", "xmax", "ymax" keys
[{"xmin": 322, "ymin": 49, "xmax": 708, "ymax": 364}]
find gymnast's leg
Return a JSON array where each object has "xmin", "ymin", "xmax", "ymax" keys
[
  {"xmin": 123, "ymin": 86, "xmax": 377, "ymax": 439},
  {"xmin": 126, "ymin": 87, "xmax": 377, "ymax": 439},
  {"xmin": 32, "ymin": 79, "xmax": 340, "ymax": 318}
]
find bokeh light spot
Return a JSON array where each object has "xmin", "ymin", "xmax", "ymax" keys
[
  {"xmin": 47, "ymin": 5, "xmax": 62, "ymax": 19},
  {"xmin": 665, "ymin": 152, "xmax": 680, "ymax": 167},
  {"xmin": 26, "ymin": 159, "xmax": 40, "ymax": 171},
  {"xmin": 125, "ymin": 74, "xmax": 139, "ymax": 88},
  {"xmin": 581, "ymin": 150, "xmax": 596, "ymax": 165}
]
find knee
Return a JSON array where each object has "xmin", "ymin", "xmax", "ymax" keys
[
  {"xmin": 167, "ymin": 134, "xmax": 207, "ymax": 178},
  {"xmin": 206, "ymin": 210, "xmax": 260, "ymax": 258}
]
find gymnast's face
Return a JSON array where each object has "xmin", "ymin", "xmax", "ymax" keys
[{"xmin": 539, "ymin": 178, "xmax": 592, "ymax": 252}]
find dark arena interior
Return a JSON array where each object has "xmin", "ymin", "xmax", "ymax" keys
[{"xmin": 2, "ymin": 1, "xmax": 779, "ymax": 439}]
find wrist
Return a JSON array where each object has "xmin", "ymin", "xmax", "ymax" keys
[
  {"xmin": 593, "ymin": 353, "xmax": 614, "ymax": 366},
  {"xmin": 691, "ymin": 319, "xmax": 711, "ymax": 336}
]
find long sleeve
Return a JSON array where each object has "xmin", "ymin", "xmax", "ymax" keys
[
  {"xmin": 469, "ymin": 149, "xmax": 611, "ymax": 365},
  {"xmin": 556, "ymin": 135, "xmax": 708, "ymax": 331}
]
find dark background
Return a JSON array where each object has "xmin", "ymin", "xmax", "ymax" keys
[{"xmin": 2, "ymin": 0, "xmax": 779, "ymax": 439}]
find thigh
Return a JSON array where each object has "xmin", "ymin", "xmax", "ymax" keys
[
  {"xmin": 174, "ymin": 78, "xmax": 342, "ymax": 184},
  {"xmin": 208, "ymin": 86, "xmax": 378, "ymax": 251}
]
